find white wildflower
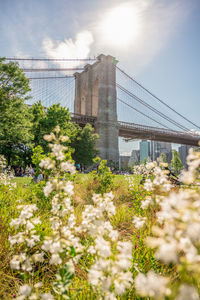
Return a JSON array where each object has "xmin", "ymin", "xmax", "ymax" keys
[
  {"xmin": 43, "ymin": 181, "xmax": 53, "ymax": 197},
  {"xmin": 176, "ymin": 284, "xmax": 200, "ymax": 300},
  {"xmin": 50, "ymin": 253, "xmax": 62, "ymax": 265},
  {"xmin": 135, "ymin": 271, "xmax": 171, "ymax": 298},
  {"xmin": 133, "ymin": 216, "xmax": 146, "ymax": 229},
  {"xmin": 40, "ymin": 293, "xmax": 55, "ymax": 300},
  {"xmin": 18, "ymin": 284, "xmax": 32, "ymax": 297}
]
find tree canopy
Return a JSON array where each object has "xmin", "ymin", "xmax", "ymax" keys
[
  {"xmin": 0, "ymin": 58, "xmax": 99, "ymax": 168},
  {"xmin": 31, "ymin": 102, "xmax": 99, "ymax": 168},
  {"xmin": 0, "ymin": 58, "xmax": 32, "ymax": 165},
  {"xmin": 170, "ymin": 150, "xmax": 183, "ymax": 174},
  {"xmin": 71, "ymin": 123, "xmax": 99, "ymax": 168}
]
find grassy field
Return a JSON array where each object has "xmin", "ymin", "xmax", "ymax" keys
[{"xmin": 1, "ymin": 164, "xmax": 200, "ymax": 299}]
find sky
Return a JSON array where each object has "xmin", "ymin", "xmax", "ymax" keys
[{"xmin": 0, "ymin": 0, "xmax": 200, "ymax": 155}]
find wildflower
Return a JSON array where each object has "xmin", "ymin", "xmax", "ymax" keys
[
  {"xmin": 43, "ymin": 181, "xmax": 53, "ymax": 197},
  {"xmin": 18, "ymin": 284, "xmax": 32, "ymax": 297},
  {"xmin": 32, "ymin": 252, "xmax": 44, "ymax": 263},
  {"xmin": 60, "ymin": 161, "xmax": 76, "ymax": 174},
  {"xmin": 133, "ymin": 216, "xmax": 146, "ymax": 229},
  {"xmin": 10, "ymin": 256, "xmax": 21, "ymax": 270},
  {"xmin": 39, "ymin": 158, "xmax": 55, "ymax": 169},
  {"xmin": 95, "ymin": 236, "xmax": 112, "ymax": 258},
  {"xmin": 144, "ymin": 179, "xmax": 153, "ymax": 191},
  {"xmin": 60, "ymin": 135, "xmax": 69, "ymax": 142},
  {"xmin": 176, "ymin": 284, "xmax": 199, "ymax": 300},
  {"xmin": 50, "ymin": 253, "xmax": 62, "ymax": 265},
  {"xmin": 134, "ymin": 271, "xmax": 171, "ymax": 298},
  {"xmin": 141, "ymin": 197, "xmax": 152, "ymax": 209},
  {"xmin": 40, "ymin": 293, "xmax": 55, "ymax": 300},
  {"xmin": 62, "ymin": 181, "xmax": 74, "ymax": 196}
]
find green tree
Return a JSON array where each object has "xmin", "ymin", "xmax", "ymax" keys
[
  {"xmin": 31, "ymin": 103, "xmax": 78, "ymax": 152},
  {"xmin": 31, "ymin": 145, "xmax": 45, "ymax": 176},
  {"xmin": 0, "ymin": 58, "xmax": 32, "ymax": 165},
  {"xmin": 31, "ymin": 101, "xmax": 46, "ymax": 146},
  {"xmin": 92, "ymin": 157, "xmax": 114, "ymax": 194},
  {"xmin": 31, "ymin": 102, "xmax": 98, "ymax": 168},
  {"xmin": 71, "ymin": 123, "xmax": 99, "ymax": 169},
  {"xmin": 170, "ymin": 150, "xmax": 183, "ymax": 174},
  {"xmin": 159, "ymin": 152, "xmax": 167, "ymax": 163}
]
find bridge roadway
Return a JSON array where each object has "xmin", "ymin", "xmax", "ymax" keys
[{"xmin": 71, "ymin": 113, "xmax": 200, "ymax": 147}]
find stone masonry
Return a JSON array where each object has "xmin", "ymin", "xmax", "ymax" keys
[{"xmin": 74, "ymin": 54, "xmax": 119, "ymax": 162}]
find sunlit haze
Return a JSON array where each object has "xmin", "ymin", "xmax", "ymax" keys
[{"xmin": 97, "ymin": 3, "xmax": 141, "ymax": 47}]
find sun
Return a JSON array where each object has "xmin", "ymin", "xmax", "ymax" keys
[{"xmin": 98, "ymin": 3, "xmax": 141, "ymax": 47}]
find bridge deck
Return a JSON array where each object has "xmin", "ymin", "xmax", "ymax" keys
[
  {"xmin": 118, "ymin": 121, "xmax": 200, "ymax": 146},
  {"xmin": 71, "ymin": 114, "xmax": 200, "ymax": 147}
]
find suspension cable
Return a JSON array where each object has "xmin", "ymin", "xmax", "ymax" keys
[
  {"xmin": 117, "ymin": 66, "xmax": 200, "ymax": 130},
  {"xmin": 117, "ymin": 83, "xmax": 190, "ymax": 132},
  {"xmin": 117, "ymin": 98, "xmax": 172, "ymax": 130}
]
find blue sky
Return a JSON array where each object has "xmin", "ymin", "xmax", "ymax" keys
[{"xmin": 1, "ymin": 0, "xmax": 200, "ymax": 154}]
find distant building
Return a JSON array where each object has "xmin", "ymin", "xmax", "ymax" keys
[
  {"xmin": 179, "ymin": 145, "xmax": 192, "ymax": 167},
  {"xmin": 140, "ymin": 141, "xmax": 150, "ymax": 163},
  {"xmin": 119, "ymin": 155, "xmax": 131, "ymax": 169},
  {"xmin": 128, "ymin": 150, "xmax": 140, "ymax": 167},
  {"xmin": 151, "ymin": 141, "xmax": 172, "ymax": 163}
]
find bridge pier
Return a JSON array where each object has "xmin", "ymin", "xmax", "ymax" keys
[{"xmin": 74, "ymin": 54, "xmax": 119, "ymax": 162}]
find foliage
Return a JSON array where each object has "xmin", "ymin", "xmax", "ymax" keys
[
  {"xmin": 71, "ymin": 123, "xmax": 99, "ymax": 168},
  {"xmin": 159, "ymin": 152, "xmax": 167, "ymax": 163},
  {"xmin": 31, "ymin": 102, "xmax": 77, "ymax": 152},
  {"xmin": 0, "ymin": 154, "xmax": 6, "ymax": 171},
  {"xmin": 92, "ymin": 157, "xmax": 114, "ymax": 194},
  {"xmin": 0, "ymin": 58, "xmax": 32, "ymax": 165},
  {"xmin": 31, "ymin": 102, "xmax": 98, "ymax": 168},
  {"xmin": 31, "ymin": 101, "xmax": 46, "ymax": 147},
  {"xmin": 53, "ymin": 262, "xmax": 75, "ymax": 299},
  {"xmin": 31, "ymin": 145, "xmax": 45, "ymax": 177},
  {"xmin": 170, "ymin": 149, "xmax": 183, "ymax": 174}
]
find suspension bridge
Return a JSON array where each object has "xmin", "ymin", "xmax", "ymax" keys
[{"xmin": 5, "ymin": 55, "xmax": 200, "ymax": 161}]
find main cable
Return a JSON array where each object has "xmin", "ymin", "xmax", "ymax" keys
[
  {"xmin": 117, "ymin": 83, "xmax": 190, "ymax": 132},
  {"xmin": 117, "ymin": 98, "xmax": 172, "ymax": 130},
  {"xmin": 117, "ymin": 66, "xmax": 200, "ymax": 130}
]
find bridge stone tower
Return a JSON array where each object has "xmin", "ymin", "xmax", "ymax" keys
[{"xmin": 74, "ymin": 54, "xmax": 119, "ymax": 162}]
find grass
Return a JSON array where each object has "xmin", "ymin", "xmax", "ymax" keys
[{"xmin": 0, "ymin": 172, "xmax": 198, "ymax": 299}]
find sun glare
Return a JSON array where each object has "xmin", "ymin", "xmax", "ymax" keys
[{"xmin": 99, "ymin": 3, "xmax": 141, "ymax": 47}]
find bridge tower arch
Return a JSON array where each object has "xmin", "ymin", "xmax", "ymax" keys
[{"xmin": 74, "ymin": 54, "xmax": 119, "ymax": 162}]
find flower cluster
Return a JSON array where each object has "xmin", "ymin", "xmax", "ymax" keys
[
  {"xmin": 88, "ymin": 239, "xmax": 133, "ymax": 299},
  {"xmin": 143, "ymin": 162, "xmax": 172, "ymax": 193},
  {"xmin": 134, "ymin": 271, "xmax": 171, "ymax": 299},
  {"xmin": 0, "ymin": 155, "xmax": 15, "ymax": 188},
  {"xmin": 144, "ymin": 148, "xmax": 200, "ymax": 298},
  {"xmin": 40, "ymin": 126, "xmax": 82, "ymax": 266},
  {"xmin": 79, "ymin": 192, "xmax": 133, "ymax": 299},
  {"xmin": 79, "ymin": 192, "xmax": 117, "ymax": 239},
  {"xmin": 132, "ymin": 216, "xmax": 146, "ymax": 229},
  {"xmin": 132, "ymin": 164, "xmax": 150, "ymax": 176},
  {"xmin": 147, "ymin": 189, "xmax": 200, "ymax": 270},
  {"xmin": 9, "ymin": 204, "xmax": 42, "ymax": 272},
  {"xmin": 15, "ymin": 283, "xmax": 54, "ymax": 300},
  {"xmin": 180, "ymin": 146, "xmax": 200, "ymax": 184}
]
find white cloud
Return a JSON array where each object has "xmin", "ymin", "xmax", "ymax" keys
[{"xmin": 42, "ymin": 30, "xmax": 94, "ymax": 67}]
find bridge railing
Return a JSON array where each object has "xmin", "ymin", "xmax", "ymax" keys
[{"xmin": 118, "ymin": 120, "xmax": 200, "ymax": 138}]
